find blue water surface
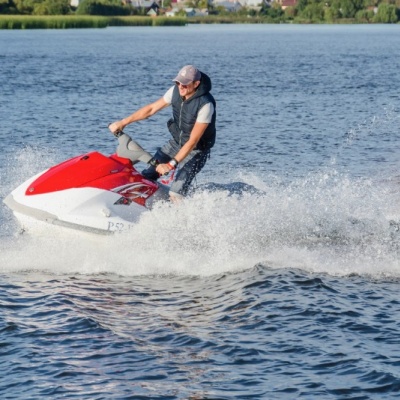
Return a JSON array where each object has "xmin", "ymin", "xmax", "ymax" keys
[{"xmin": 1, "ymin": 24, "xmax": 400, "ymax": 399}]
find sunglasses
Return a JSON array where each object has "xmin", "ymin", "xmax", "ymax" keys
[{"xmin": 175, "ymin": 81, "xmax": 191, "ymax": 89}]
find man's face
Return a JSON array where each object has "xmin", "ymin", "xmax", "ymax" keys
[{"xmin": 176, "ymin": 81, "xmax": 200, "ymax": 99}]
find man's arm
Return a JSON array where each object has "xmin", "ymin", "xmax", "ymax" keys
[
  {"xmin": 174, "ymin": 122, "xmax": 208, "ymax": 163},
  {"xmin": 109, "ymin": 97, "xmax": 169, "ymax": 134},
  {"xmin": 156, "ymin": 122, "xmax": 209, "ymax": 175}
]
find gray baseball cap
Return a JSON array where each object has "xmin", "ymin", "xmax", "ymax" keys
[{"xmin": 173, "ymin": 65, "xmax": 201, "ymax": 85}]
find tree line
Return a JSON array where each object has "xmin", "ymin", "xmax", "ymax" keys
[
  {"xmin": 0, "ymin": 0, "xmax": 399, "ymax": 23},
  {"xmin": 275, "ymin": 0, "xmax": 400, "ymax": 23},
  {"xmin": 0, "ymin": 0, "xmax": 133, "ymax": 15}
]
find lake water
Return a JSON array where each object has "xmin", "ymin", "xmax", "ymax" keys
[{"xmin": 1, "ymin": 24, "xmax": 400, "ymax": 399}]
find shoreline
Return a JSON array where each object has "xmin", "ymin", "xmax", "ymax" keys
[
  {"xmin": 0, "ymin": 15, "xmax": 186, "ymax": 29},
  {"xmin": 0, "ymin": 14, "xmax": 398, "ymax": 29}
]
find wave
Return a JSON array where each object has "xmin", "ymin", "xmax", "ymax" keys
[{"xmin": 1, "ymin": 147, "xmax": 400, "ymax": 278}]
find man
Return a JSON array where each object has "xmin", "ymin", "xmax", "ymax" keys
[{"xmin": 109, "ymin": 65, "xmax": 216, "ymax": 200}]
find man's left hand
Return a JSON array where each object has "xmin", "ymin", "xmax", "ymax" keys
[{"xmin": 156, "ymin": 163, "xmax": 172, "ymax": 176}]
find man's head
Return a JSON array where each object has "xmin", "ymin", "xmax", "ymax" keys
[
  {"xmin": 173, "ymin": 65, "xmax": 201, "ymax": 85},
  {"xmin": 173, "ymin": 65, "xmax": 201, "ymax": 99}
]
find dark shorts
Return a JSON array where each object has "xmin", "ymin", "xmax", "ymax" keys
[{"xmin": 141, "ymin": 139, "xmax": 210, "ymax": 196}]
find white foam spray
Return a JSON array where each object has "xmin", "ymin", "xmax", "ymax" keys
[{"xmin": 2, "ymin": 132, "xmax": 400, "ymax": 278}]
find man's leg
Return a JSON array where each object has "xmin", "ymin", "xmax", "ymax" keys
[{"xmin": 170, "ymin": 150, "xmax": 210, "ymax": 197}]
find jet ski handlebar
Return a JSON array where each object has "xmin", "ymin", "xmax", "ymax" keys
[
  {"xmin": 111, "ymin": 129, "xmax": 175, "ymax": 176},
  {"xmin": 113, "ymin": 131, "xmax": 155, "ymax": 165}
]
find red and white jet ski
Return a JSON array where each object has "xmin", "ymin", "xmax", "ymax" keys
[{"xmin": 3, "ymin": 133, "xmax": 170, "ymax": 235}]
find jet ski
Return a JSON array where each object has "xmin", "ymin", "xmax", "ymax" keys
[{"xmin": 3, "ymin": 133, "xmax": 171, "ymax": 235}]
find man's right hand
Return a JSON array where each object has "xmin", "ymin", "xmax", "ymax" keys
[{"xmin": 108, "ymin": 121, "xmax": 124, "ymax": 134}]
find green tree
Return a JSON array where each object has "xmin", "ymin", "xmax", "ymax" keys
[
  {"xmin": 76, "ymin": 0, "xmax": 91, "ymax": 14},
  {"xmin": 236, "ymin": 6, "xmax": 250, "ymax": 16},
  {"xmin": 296, "ymin": 0, "xmax": 310, "ymax": 12},
  {"xmin": 298, "ymin": 2, "xmax": 325, "ymax": 20},
  {"xmin": 76, "ymin": 0, "xmax": 130, "ymax": 15},
  {"xmin": 355, "ymin": 8, "xmax": 374, "ymax": 21},
  {"xmin": 175, "ymin": 8, "xmax": 187, "ymax": 16},
  {"xmin": 323, "ymin": 6, "xmax": 335, "ymax": 21},
  {"xmin": 212, "ymin": 5, "xmax": 229, "ymax": 15},
  {"xmin": 284, "ymin": 5, "xmax": 297, "ymax": 19},
  {"xmin": 186, "ymin": 0, "xmax": 208, "ymax": 8},
  {"xmin": 339, "ymin": 0, "xmax": 365, "ymax": 18},
  {"xmin": 327, "ymin": 0, "xmax": 342, "ymax": 18},
  {"xmin": 261, "ymin": 3, "xmax": 284, "ymax": 17},
  {"xmin": 0, "ymin": 0, "xmax": 17, "ymax": 13},
  {"xmin": 13, "ymin": 0, "xmax": 40, "ymax": 14},
  {"xmin": 324, "ymin": 0, "xmax": 365, "ymax": 18},
  {"xmin": 373, "ymin": 2, "xmax": 398, "ymax": 22},
  {"xmin": 34, "ymin": 0, "xmax": 70, "ymax": 14}
]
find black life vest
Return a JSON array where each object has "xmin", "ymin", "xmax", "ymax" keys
[{"xmin": 167, "ymin": 72, "xmax": 216, "ymax": 151}]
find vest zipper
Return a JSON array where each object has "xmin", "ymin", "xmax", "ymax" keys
[{"xmin": 179, "ymin": 101, "xmax": 184, "ymax": 146}]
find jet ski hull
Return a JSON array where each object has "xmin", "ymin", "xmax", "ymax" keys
[{"xmin": 4, "ymin": 137, "xmax": 169, "ymax": 235}]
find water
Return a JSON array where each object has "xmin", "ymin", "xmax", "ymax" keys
[{"xmin": 1, "ymin": 24, "xmax": 400, "ymax": 399}]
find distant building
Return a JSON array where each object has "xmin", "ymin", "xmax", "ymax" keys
[
  {"xmin": 166, "ymin": 7, "xmax": 209, "ymax": 16},
  {"xmin": 212, "ymin": 0, "xmax": 267, "ymax": 7},
  {"xmin": 183, "ymin": 7, "xmax": 197, "ymax": 16},
  {"xmin": 239, "ymin": 0, "xmax": 265, "ymax": 6},
  {"xmin": 213, "ymin": 0, "xmax": 243, "ymax": 12},
  {"xmin": 197, "ymin": 8, "xmax": 209, "ymax": 16},
  {"xmin": 170, "ymin": 0, "xmax": 188, "ymax": 9},
  {"xmin": 165, "ymin": 7, "xmax": 178, "ymax": 16},
  {"xmin": 279, "ymin": 0, "xmax": 297, "ymax": 9},
  {"xmin": 130, "ymin": 0, "xmax": 160, "ymax": 13}
]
